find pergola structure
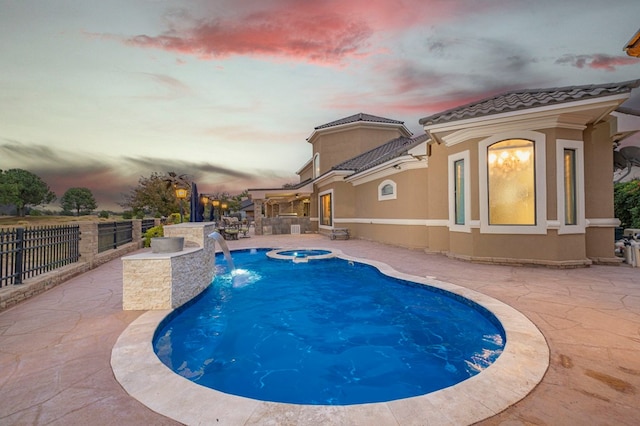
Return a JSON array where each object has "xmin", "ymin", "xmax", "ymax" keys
[{"xmin": 248, "ymin": 181, "xmax": 314, "ymax": 235}]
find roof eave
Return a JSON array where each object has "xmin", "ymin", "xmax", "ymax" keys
[
  {"xmin": 313, "ymin": 169, "xmax": 353, "ymax": 187},
  {"xmin": 345, "ymin": 155, "xmax": 427, "ymax": 185},
  {"xmin": 422, "ymin": 92, "xmax": 632, "ymax": 134},
  {"xmin": 624, "ymin": 28, "xmax": 640, "ymax": 57},
  {"xmin": 248, "ymin": 181, "xmax": 314, "ymax": 199}
]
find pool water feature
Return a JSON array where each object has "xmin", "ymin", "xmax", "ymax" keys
[
  {"xmin": 208, "ymin": 231, "xmax": 234, "ymax": 270},
  {"xmin": 153, "ymin": 248, "xmax": 505, "ymax": 406}
]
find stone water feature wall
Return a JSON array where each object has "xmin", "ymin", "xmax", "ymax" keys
[{"xmin": 122, "ymin": 223, "xmax": 216, "ymax": 310}]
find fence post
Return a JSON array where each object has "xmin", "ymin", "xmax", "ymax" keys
[
  {"xmin": 77, "ymin": 222, "xmax": 98, "ymax": 268},
  {"xmin": 132, "ymin": 219, "xmax": 142, "ymax": 242},
  {"xmin": 14, "ymin": 228, "xmax": 24, "ymax": 284}
]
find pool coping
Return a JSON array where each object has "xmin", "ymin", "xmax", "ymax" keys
[{"xmin": 111, "ymin": 247, "xmax": 549, "ymax": 425}]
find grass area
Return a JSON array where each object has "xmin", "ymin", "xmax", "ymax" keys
[{"xmin": 0, "ymin": 215, "xmax": 126, "ymax": 227}]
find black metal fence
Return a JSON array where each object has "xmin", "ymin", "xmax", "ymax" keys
[
  {"xmin": 97, "ymin": 222, "xmax": 133, "ymax": 253},
  {"xmin": 0, "ymin": 225, "xmax": 80, "ymax": 287},
  {"xmin": 141, "ymin": 219, "xmax": 156, "ymax": 234}
]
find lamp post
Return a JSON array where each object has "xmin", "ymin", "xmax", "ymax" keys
[
  {"xmin": 221, "ymin": 202, "xmax": 228, "ymax": 219},
  {"xmin": 201, "ymin": 195, "xmax": 210, "ymax": 221},
  {"xmin": 175, "ymin": 187, "xmax": 188, "ymax": 223},
  {"xmin": 212, "ymin": 199, "xmax": 220, "ymax": 222}
]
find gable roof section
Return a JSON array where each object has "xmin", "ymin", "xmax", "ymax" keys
[
  {"xmin": 333, "ymin": 133, "xmax": 429, "ymax": 173},
  {"xmin": 314, "ymin": 113, "xmax": 404, "ymax": 130},
  {"xmin": 419, "ymin": 80, "xmax": 640, "ymax": 126}
]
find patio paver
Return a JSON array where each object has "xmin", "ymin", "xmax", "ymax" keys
[{"xmin": 1, "ymin": 232, "xmax": 639, "ymax": 425}]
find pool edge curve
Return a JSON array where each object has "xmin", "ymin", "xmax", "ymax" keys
[{"xmin": 111, "ymin": 248, "xmax": 549, "ymax": 426}]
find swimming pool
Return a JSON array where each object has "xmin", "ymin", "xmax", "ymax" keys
[
  {"xmin": 153, "ymin": 248, "xmax": 505, "ymax": 405},
  {"xmin": 113, "ymin": 242, "xmax": 549, "ymax": 425}
]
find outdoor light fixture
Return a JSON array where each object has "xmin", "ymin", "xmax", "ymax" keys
[
  {"xmin": 175, "ymin": 188, "xmax": 188, "ymax": 199},
  {"xmin": 212, "ymin": 199, "xmax": 221, "ymax": 221},
  {"xmin": 175, "ymin": 187, "xmax": 188, "ymax": 222},
  {"xmin": 221, "ymin": 202, "xmax": 228, "ymax": 218}
]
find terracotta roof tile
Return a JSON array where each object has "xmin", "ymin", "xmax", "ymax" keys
[{"xmin": 419, "ymin": 80, "xmax": 640, "ymax": 126}]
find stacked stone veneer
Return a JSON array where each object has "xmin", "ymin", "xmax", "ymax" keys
[
  {"xmin": 122, "ymin": 223, "xmax": 216, "ymax": 310},
  {"xmin": 255, "ymin": 217, "xmax": 313, "ymax": 236}
]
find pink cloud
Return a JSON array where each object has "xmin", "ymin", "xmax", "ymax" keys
[
  {"xmin": 119, "ymin": 0, "xmax": 475, "ymax": 64},
  {"xmin": 125, "ymin": 10, "xmax": 373, "ymax": 64},
  {"xmin": 555, "ymin": 54, "xmax": 639, "ymax": 71}
]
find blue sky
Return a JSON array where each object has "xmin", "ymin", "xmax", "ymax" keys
[{"xmin": 1, "ymin": 0, "xmax": 639, "ymax": 210}]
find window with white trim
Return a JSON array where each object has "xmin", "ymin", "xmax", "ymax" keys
[
  {"xmin": 556, "ymin": 139, "xmax": 585, "ymax": 234},
  {"xmin": 378, "ymin": 179, "xmax": 397, "ymax": 201},
  {"xmin": 319, "ymin": 190, "xmax": 332, "ymax": 227},
  {"xmin": 448, "ymin": 151, "xmax": 471, "ymax": 232},
  {"xmin": 479, "ymin": 131, "xmax": 547, "ymax": 234}
]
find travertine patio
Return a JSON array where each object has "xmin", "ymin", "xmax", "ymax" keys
[{"xmin": 1, "ymin": 231, "xmax": 639, "ymax": 425}]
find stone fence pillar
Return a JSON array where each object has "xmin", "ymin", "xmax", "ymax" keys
[{"xmin": 78, "ymin": 222, "xmax": 98, "ymax": 267}]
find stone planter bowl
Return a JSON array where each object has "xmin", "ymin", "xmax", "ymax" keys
[{"xmin": 151, "ymin": 237, "xmax": 185, "ymax": 253}]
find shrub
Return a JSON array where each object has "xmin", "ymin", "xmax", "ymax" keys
[
  {"xmin": 143, "ymin": 225, "xmax": 164, "ymax": 247},
  {"xmin": 122, "ymin": 211, "xmax": 133, "ymax": 219},
  {"xmin": 168, "ymin": 213, "xmax": 181, "ymax": 224},
  {"xmin": 28, "ymin": 209, "xmax": 43, "ymax": 216},
  {"xmin": 614, "ymin": 179, "xmax": 640, "ymax": 229},
  {"xmin": 136, "ymin": 211, "xmax": 145, "ymax": 219},
  {"xmin": 98, "ymin": 210, "xmax": 110, "ymax": 219}
]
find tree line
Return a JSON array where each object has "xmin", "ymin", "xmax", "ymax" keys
[
  {"xmin": 0, "ymin": 169, "xmax": 97, "ymax": 216},
  {"xmin": 0, "ymin": 168, "xmax": 247, "ymax": 219}
]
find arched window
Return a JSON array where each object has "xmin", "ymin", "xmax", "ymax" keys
[
  {"xmin": 487, "ymin": 139, "xmax": 535, "ymax": 225},
  {"xmin": 378, "ymin": 180, "xmax": 397, "ymax": 201},
  {"xmin": 479, "ymin": 131, "xmax": 547, "ymax": 234}
]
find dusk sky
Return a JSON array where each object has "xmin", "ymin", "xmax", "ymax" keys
[{"xmin": 1, "ymin": 0, "xmax": 639, "ymax": 211}]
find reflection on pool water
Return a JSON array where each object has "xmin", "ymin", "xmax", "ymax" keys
[{"xmin": 153, "ymin": 248, "xmax": 505, "ymax": 405}]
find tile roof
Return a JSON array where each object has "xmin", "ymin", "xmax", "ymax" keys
[
  {"xmin": 419, "ymin": 80, "xmax": 640, "ymax": 126},
  {"xmin": 333, "ymin": 133, "xmax": 429, "ymax": 173},
  {"xmin": 315, "ymin": 113, "xmax": 404, "ymax": 130}
]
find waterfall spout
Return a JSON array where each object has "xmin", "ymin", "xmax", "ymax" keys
[{"xmin": 208, "ymin": 231, "xmax": 235, "ymax": 271}]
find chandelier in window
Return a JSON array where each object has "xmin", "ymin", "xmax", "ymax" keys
[{"xmin": 488, "ymin": 140, "xmax": 533, "ymax": 176}]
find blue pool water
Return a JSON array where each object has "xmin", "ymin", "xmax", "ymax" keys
[{"xmin": 153, "ymin": 248, "xmax": 505, "ymax": 405}]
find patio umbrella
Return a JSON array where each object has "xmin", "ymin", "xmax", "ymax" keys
[{"xmin": 190, "ymin": 182, "xmax": 205, "ymax": 222}]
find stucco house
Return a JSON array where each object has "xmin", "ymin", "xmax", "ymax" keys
[{"xmin": 249, "ymin": 80, "xmax": 640, "ymax": 267}]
